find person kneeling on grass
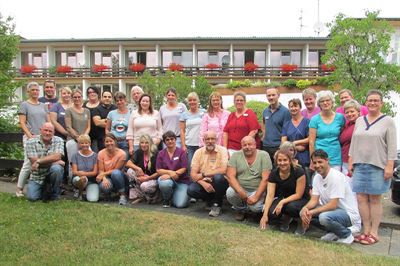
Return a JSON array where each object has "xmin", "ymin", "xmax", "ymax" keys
[
  {"xmin": 225, "ymin": 136, "xmax": 272, "ymax": 221},
  {"xmin": 187, "ymin": 131, "xmax": 229, "ymax": 217},
  {"xmin": 260, "ymin": 149, "xmax": 308, "ymax": 232},
  {"xmin": 299, "ymin": 149, "xmax": 361, "ymax": 244},
  {"xmin": 71, "ymin": 134, "xmax": 99, "ymax": 201},
  {"xmin": 97, "ymin": 133, "xmax": 128, "ymax": 205},
  {"xmin": 26, "ymin": 122, "xmax": 64, "ymax": 202}
]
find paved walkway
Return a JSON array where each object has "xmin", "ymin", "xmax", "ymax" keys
[{"xmin": 1, "ymin": 180, "xmax": 399, "ymax": 257}]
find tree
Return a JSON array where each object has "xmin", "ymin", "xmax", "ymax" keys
[
  {"xmin": 0, "ymin": 13, "xmax": 21, "ymax": 107},
  {"xmin": 323, "ymin": 11, "xmax": 400, "ymax": 114}
]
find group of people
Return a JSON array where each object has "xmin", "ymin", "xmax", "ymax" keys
[{"xmin": 16, "ymin": 80, "xmax": 397, "ymax": 246}]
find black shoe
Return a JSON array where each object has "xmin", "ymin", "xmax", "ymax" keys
[{"xmin": 162, "ymin": 199, "xmax": 170, "ymax": 208}]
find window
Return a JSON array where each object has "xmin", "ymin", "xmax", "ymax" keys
[
  {"xmin": 270, "ymin": 50, "xmax": 302, "ymax": 66},
  {"xmin": 92, "ymin": 51, "xmax": 119, "ymax": 66},
  {"xmin": 233, "ymin": 51, "xmax": 244, "ymax": 66},
  {"xmin": 254, "ymin": 51, "xmax": 266, "ymax": 67},
  {"xmin": 21, "ymin": 52, "xmax": 47, "ymax": 68},
  {"xmin": 163, "ymin": 51, "xmax": 193, "ymax": 67},
  {"xmin": 57, "ymin": 51, "xmax": 83, "ymax": 67},
  {"xmin": 197, "ymin": 51, "xmax": 230, "ymax": 66},
  {"xmin": 127, "ymin": 51, "xmax": 157, "ymax": 67}
]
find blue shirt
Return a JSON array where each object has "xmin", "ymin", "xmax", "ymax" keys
[
  {"xmin": 107, "ymin": 110, "xmax": 131, "ymax": 139},
  {"xmin": 282, "ymin": 118, "xmax": 310, "ymax": 167},
  {"xmin": 309, "ymin": 113, "xmax": 345, "ymax": 166},
  {"xmin": 262, "ymin": 103, "xmax": 291, "ymax": 147}
]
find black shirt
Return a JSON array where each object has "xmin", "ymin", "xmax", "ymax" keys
[
  {"xmin": 91, "ymin": 103, "xmax": 117, "ymax": 139},
  {"xmin": 268, "ymin": 165, "xmax": 305, "ymax": 199}
]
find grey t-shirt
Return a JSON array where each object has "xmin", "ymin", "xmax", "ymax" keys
[
  {"xmin": 159, "ymin": 103, "xmax": 187, "ymax": 136},
  {"xmin": 65, "ymin": 107, "xmax": 90, "ymax": 139},
  {"xmin": 18, "ymin": 101, "xmax": 49, "ymax": 135},
  {"xmin": 71, "ymin": 151, "xmax": 97, "ymax": 182}
]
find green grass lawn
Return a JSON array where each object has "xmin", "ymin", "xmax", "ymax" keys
[{"xmin": 0, "ymin": 193, "xmax": 398, "ymax": 265}]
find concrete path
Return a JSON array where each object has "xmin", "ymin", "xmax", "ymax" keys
[{"xmin": 1, "ymin": 180, "xmax": 399, "ymax": 257}]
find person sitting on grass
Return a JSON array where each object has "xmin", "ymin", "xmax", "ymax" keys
[
  {"xmin": 187, "ymin": 131, "xmax": 229, "ymax": 217},
  {"xmin": 126, "ymin": 134, "xmax": 159, "ymax": 204},
  {"xmin": 225, "ymin": 136, "xmax": 272, "ymax": 221},
  {"xmin": 97, "ymin": 133, "xmax": 128, "ymax": 205},
  {"xmin": 259, "ymin": 149, "xmax": 307, "ymax": 232},
  {"xmin": 70, "ymin": 134, "xmax": 98, "ymax": 201},
  {"xmin": 299, "ymin": 149, "xmax": 361, "ymax": 244},
  {"xmin": 26, "ymin": 122, "xmax": 64, "ymax": 202}
]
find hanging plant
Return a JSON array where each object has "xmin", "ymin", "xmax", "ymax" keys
[
  {"xmin": 244, "ymin": 62, "xmax": 259, "ymax": 72},
  {"xmin": 20, "ymin": 64, "xmax": 37, "ymax": 74},
  {"xmin": 56, "ymin": 65, "xmax": 73, "ymax": 73},
  {"xmin": 129, "ymin": 63, "xmax": 146, "ymax": 72},
  {"xmin": 281, "ymin": 64, "xmax": 298, "ymax": 72},
  {"xmin": 205, "ymin": 63, "xmax": 220, "ymax": 69},
  {"xmin": 168, "ymin": 63, "xmax": 184, "ymax": 72},
  {"xmin": 321, "ymin": 64, "xmax": 336, "ymax": 72},
  {"xmin": 92, "ymin": 64, "xmax": 108, "ymax": 72}
]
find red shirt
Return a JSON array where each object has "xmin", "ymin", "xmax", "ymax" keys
[
  {"xmin": 339, "ymin": 121, "xmax": 356, "ymax": 163},
  {"xmin": 223, "ymin": 109, "xmax": 260, "ymax": 150}
]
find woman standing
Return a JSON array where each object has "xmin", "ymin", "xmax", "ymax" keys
[
  {"xmin": 106, "ymin": 92, "xmax": 131, "ymax": 156},
  {"xmin": 156, "ymin": 131, "xmax": 189, "ymax": 208},
  {"xmin": 159, "ymin": 88, "xmax": 187, "ymax": 148},
  {"xmin": 126, "ymin": 134, "xmax": 159, "ymax": 204},
  {"xmin": 223, "ymin": 91, "xmax": 260, "ymax": 155},
  {"xmin": 126, "ymin": 94, "xmax": 162, "ymax": 156},
  {"xmin": 65, "ymin": 89, "xmax": 91, "ymax": 175},
  {"xmin": 300, "ymin": 88, "xmax": 320, "ymax": 119},
  {"xmin": 50, "ymin": 87, "xmax": 73, "ymax": 140},
  {"xmin": 97, "ymin": 133, "xmax": 128, "ymax": 205},
  {"xmin": 127, "ymin": 85, "xmax": 144, "ymax": 112},
  {"xmin": 282, "ymin": 98, "xmax": 310, "ymax": 168},
  {"xmin": 260, "ymin": 149, "xmax": 307, "ymax": 231},
  {"xmin": 309, "ymin": 91, "xmax": 345, "ymax": 170},
  {"xmin": 336, "ymin": 89, "xmax": 368, "ymax": 118},
  {"xmin": 83, "ymin": 86, "xmax": 101, "ymax": 152},
  {"xmin": 199, "ymin": 91, "xmax": 230, "ymax": 147},
  {"xmin": 179, "ymin": 92, "xmax": 205, "ymax": 172},
  {"xmin": 16, "ymin": 82, "xmax": 50, "ymax": 197},
  {"xmin": 349, "ymin": 90, "xmax": 397, "ymax": 245},
  {"xmin": 339, "ymin": 99, "xmax": 361, "ymax": 176}
]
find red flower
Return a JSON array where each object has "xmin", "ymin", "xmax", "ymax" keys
[
  {"xmin": 321, "ymin": 64, "xmax": 336, "ymax": 72},
  {"xmin": 129, "ymin": 63, "xmax": 146, "ymax": 72},
  {"xmin": 168, "ymin": 63, "xmax": 183, "ymax": 72},
  {"xmin": 244, "ymin": 62, "xmax": 259, "ymax": 72},
  {"xmin": 281, "ymin": 64, "xmax": 298, "ymax": 72},
  {"xmin": 205, "ymin": 63, "xmax": 220, "ymax": 69},
  {"xmin": 56, "ymin": 65, "xmax": 73, "ymax": 73},
  {"xmin": 92, "ymin": 64, "xmax": 108, "ymax": 72},
  {"xmin": 20, "ymin": 65, "xmax": 37, "ymax": 74}
]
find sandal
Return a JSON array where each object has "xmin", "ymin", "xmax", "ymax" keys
[
  {"xmin": 360, "ymin": 234, "xmax": 379, "ymax": 245},
  {"xmin": 354, "ymin": 233, "xmax": 367, "ymax": 243}
]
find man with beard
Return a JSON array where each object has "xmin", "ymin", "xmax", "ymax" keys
[
  {"xmin": 39, "ymin": 80, "xmax": 58, "ymax": 110},
  {"xmin": 187, "ymin": 131, "xmax": 229, "ymax": 217},
  {"xmin": 226, "ymin": 136, "xmax": 272, "ymax": 221}
]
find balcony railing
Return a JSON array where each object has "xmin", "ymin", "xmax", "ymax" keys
[{"xmin": 14, "ymin": 66, "xmax": 334, "ymax": 79}]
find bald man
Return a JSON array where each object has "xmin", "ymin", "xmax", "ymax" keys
[{"xmin": 26, "ymin": 122, "xmax": 65, "ymax": 201}]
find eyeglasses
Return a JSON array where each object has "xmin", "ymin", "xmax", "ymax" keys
[{"xmin": 165, "ymin": 138, "xmax": 175, "ymax": 142}]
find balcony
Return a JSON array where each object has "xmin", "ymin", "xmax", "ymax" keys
[{"xmin": 13, "ymin": 66, "xmax": 333, "ymax": 83}]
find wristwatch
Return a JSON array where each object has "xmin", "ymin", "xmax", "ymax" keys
[{"xmin": 201, "ymin": 172, "xmax": 206, "ymax": 178}]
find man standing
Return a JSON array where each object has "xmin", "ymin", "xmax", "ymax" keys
[
  {"xmin": 300, "ymin": 149, "xmax": 361, "ymax": 244},
  {"xmin": 187, "ymin": 131, "xmax": 229, "ymax": 217},
  {"xmin": 26, "ymin": 122, "xmax": 65, "ymax": 201},
  {"xmin": 39, "ymin": 80, "xmax": 58, "ymax": 110},
  {"xmin": 262, "ymin": 87, "xmax": 290, "ymax": 163},
  {"xmin": 226, "ymin": 136, "xmax": 272, "ymax": 221}
]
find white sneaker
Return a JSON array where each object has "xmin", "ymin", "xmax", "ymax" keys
[
  {"xmin": 209, "ymin": 204, "xmax": 221, "ymax": 217},
  {"xmin": 337, "ymin": 234, "xmax": 354, "ymax": 244},
  {"xmin": 321, "ymin": 232, "xmax": 338, "ymax": 242},
  {"xmin": 119, "ymin": 195, "xmax": 128, "ymax": 205},
  {"xmin": 348, "ymin": 225, "xmax": 361, "ymax": 235},
  {"xmin": 294, "ymin": 221, "xmax": 307, "ymax": 235},
  {"xmin": 15, "ymin": 190, "xmax": 24, "ymax": 198},
  {"xmin": 73, "ymin": 189, "xmax": 79, "ymax": 199}
]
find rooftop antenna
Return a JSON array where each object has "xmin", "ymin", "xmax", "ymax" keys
[
  {"xmin": 299, "ymin": 9, "xmax": 304, "ymax": 37},
  {"xmin": 313, "ymin": 0, "xmax": 324, "ymax": 36}
]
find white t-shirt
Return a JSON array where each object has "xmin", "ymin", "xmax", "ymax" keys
[{"xmin": 312, "ymin": 168, "xmax": 361, "ymax": 228}]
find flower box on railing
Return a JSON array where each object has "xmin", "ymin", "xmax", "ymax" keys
[
  {"xmin": 92, "ymin": 64, "xmax": 109, "ymax": 73},
  {"xmin": 320, "ymin": 64, "xmax": 336, "ymax": 72},
  {"xmin": 20, "ymin": 65, "xmax": 37, "ymax": 74},
  {"xmin": 244, "ymin": 62, "xmax": 259, "ymax": 72},
  {"xmin": 56, "ymin": 65, "xmax": 73, "ymax": 73},
  {"xmin": 205, "ymin": 63, "xmax": 220, "ymax": 69},
  {"xmin": 168, "ymin": 63, "xmax": 184, "ymax": 72},
  {"xmin": 129, "ymin": 63, "xmax": 146, "ymax": 72},
  {"xmin": 281, "ymin": 64, "xmax": 298, "ymax": 72}
]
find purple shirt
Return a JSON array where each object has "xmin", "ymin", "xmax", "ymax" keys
[
  {"xmin": 339, "ymin": 121, "xmax": 355, "ymax": 163},
  {"xmin": 156, "ymin": 147, "xmax": 189, "ymax": 184},
  {"xmin": 301, "ymin": 107, "xmax": 320, "ymax": 120},
  {"xmin": 336, "ymin": 105, "xmax": 368, "ymax": 120}
]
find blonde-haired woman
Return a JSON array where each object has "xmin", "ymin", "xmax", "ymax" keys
[
  {"xmin": 126, "ymin": 134, "xmax": 159, "ymax": 204},
  {"xmin": 50, "ymin": 86, "xmax": 73, "ymax": 140},
  {"xmin": 199, "ymin": 91, "xmax": 230, "ymax": 146}
]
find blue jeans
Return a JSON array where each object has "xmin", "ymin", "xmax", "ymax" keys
[
  {"xmin": 117, "ymin": 140, "xmax": 130, "ymax": 160},
  {"xmin": 99, "ymin": 169, "xmax": 127, "ymax": 194},
  {"xmin": 158, "ymin": 177, "xmax": 189, "ymax": 208},
  {"xmin": 187, "ymin": 174, "xmax": 228, "ymax": 206},
  {"xmin": 314, "ymin": 209, "xmax": 352, "ymax": 238},
  {"xmin": 186, "ymin": 145, "xmax": 199, "ymax": 178},
  {"xmin": 26, "ymin": 164, "xmax": 64, "ymax": 201}
]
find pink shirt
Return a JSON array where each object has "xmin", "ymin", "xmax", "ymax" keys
[
  {"xmin": 98, "ymin": 148, "xmax": 126, "ymax": 172},
  {"xmin": 301, "ymin": 107, "xmax": 320, "ymax": 119},
  {"xmin": 336, "ymin": 105, "xmax": 368, "ymax": 120},
  {"xmin": 126, "ymin": 110, "xmax": 163, "ymax": 145},
  {"xmin": 199, "ymin": 110, "xmax": 230, "ymax": 146}
]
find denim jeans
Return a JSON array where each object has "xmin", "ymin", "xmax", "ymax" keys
[
  {"xmin": 313, "ymin": 209, "xmax": 352, "ymax": 238},
  {"xmin": 158, "ymin": 177, "xmax": 189, "ymax": 208},
  {"xmin": 226, "ymin": 186, "xmax": 265, "ymax": 213},
  {"xmin": 26, "ymin": 164, "xmax": 64, "ymax": 201},
  {"xmin": 117, "ymin": 140, "xmax": 130, "ymax": 160},
  {"xmin": 187, "ymin": 174, "xmax": 229, "ymax": 206},
  {"xmin": 99, "ymin": 169, "xmax": 127, "ymax": 194},
  {"xmin": 186, "ymin": 145, "xmax": 199, "ymax": 177}
]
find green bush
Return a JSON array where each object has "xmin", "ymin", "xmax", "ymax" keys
[
  {"xmin": 296, "ymin": 79, "xmax": 316, "ymax": 90},
  {"xmin": 265, "ymin": 81, "xmax": 281, "ymax": 88},
  {"xmin": 226, "ymin": 79, "xmax": 253, "ymax": 89},
  {"xmin": 282, "ymin": 79, "xmax": 297, "ymax": 88},
  {"xmin": 0, "ymin": 111, "xmax": 23, "ymax": 160},
  {"xmin": 252, "ymin": 80, "xmax": 268, "ymax": 87},
  {"xmin": 315, "ymin": 76, "xmax": 335, "ymax": 87},
  {"xmin": 228, "ymin": 100, "xmax": 268, "ymax": 123}
]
